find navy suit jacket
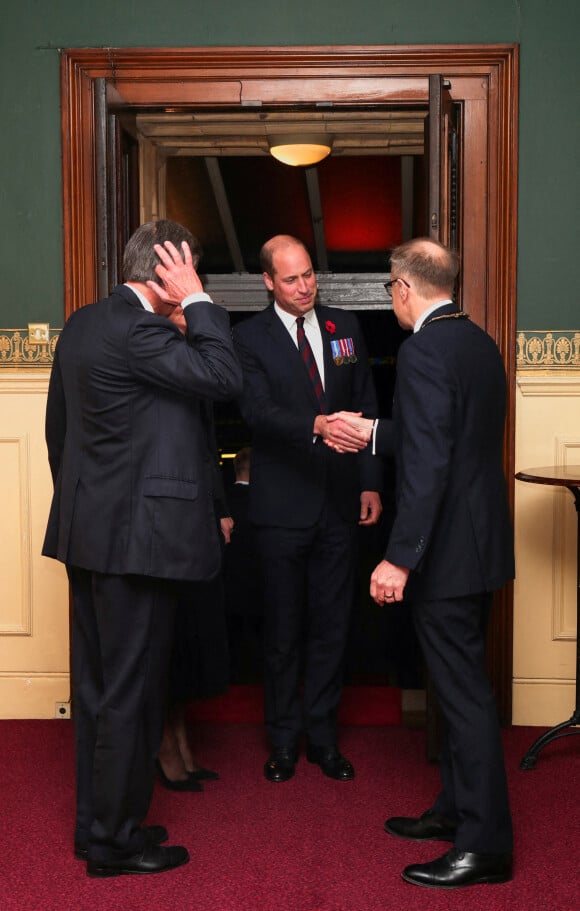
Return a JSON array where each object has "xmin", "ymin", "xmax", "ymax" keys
[
  {"xmin": 378, "ymin": 305, "xmax": 514, "ymax": 601},
  {"xmin": 43, "ymin": 284, "xmax": 242, "ymax": 581},
  {"xmin": 233, "ymin": 303, "xmax": 382, "ymax": 528}
]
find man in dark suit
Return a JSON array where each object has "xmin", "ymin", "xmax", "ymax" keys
[
  {"xmin": 329, "ymin": 237, "xmax": 514, "ymax": 888},
  {"xmin": 42, "ymin": 220, "xmax": 242, "ymax": 876},
  {"xmin": 233, "ymin": 235, "xmax": 382, "ymax": 783},
  {"xmin": 224, "ymin": 447, "xmax": 265, "ymax": 681},
  {"xmin": 224, "ymin": 447, "xmax": 256, "ymax": 621}
]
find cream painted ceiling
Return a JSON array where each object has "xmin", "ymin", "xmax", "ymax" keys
[
  {"xmin": 135, "ymin": 109, "xmax": 427, "ymax": 157},
  {"xmin": 133, "ymin": 107, "xmax": 426, "ymax": 287}
]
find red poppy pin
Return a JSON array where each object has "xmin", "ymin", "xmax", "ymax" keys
[{"xmin": 325, "ymin": 320, "xmax": 336, "ymax": 335}]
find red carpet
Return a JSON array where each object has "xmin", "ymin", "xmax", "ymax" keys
[
  {"xmin": 189, "ymin": 684, "xmax": 402, "ymax": 725},
  {"xmin": 2, "ymin": 720, "xmax": 578, "ymax": 910}
]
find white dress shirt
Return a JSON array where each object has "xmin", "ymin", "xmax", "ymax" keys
[{"xmin": 274, "ymin": 302, "xmax": 326, "ymax": 390}]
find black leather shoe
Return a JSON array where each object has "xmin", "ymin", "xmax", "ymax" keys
[
  {"xmin": 384, "ymin": 809, "xmax": 457, "ymax": 842},
  {"xmin": 156, "ymin": 760, "xmax": 203, "ymax": 791},
  {"xmin": 306, "ymin": 745, "xmax": 354, "ymax": 781},
  {"xmin": 74, "ymin": 824, "xmax": 169, "ymax": 860},
  {"xmin": 87, "ymin": 843, "xmax": 189, "ymax": 878},
  {"xmin": 264, "ymin": 746, "xmax": 298, "ymax": 782},
  {"xmin": 189, "ymin": 765, "xmax": 219, "ymax": 781},
  {"xmin": 402, "ymin": 848, "xmax": 513, "ymax": 889}
]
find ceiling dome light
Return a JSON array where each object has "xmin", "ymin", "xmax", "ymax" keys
[{"xmin": 268, "ymin": 133, "xmax": 332, "ymax": 167}]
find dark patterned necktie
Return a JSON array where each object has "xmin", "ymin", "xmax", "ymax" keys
[{"xmin": 296, "ymin": 316, "xmax": 326, "ymax": 413}]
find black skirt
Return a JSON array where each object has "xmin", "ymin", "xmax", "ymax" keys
[{"xmin": 169, "ymin": 575, "xmax": 229, "ymax": 702}]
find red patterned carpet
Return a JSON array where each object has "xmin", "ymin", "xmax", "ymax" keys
[
  {"xmin": 2, "ymin": 719, "xmax": 578, "ymax": 911},
  {"xmin": 189, "ymin": 684, "xmax": 402, "ymax": 726}
]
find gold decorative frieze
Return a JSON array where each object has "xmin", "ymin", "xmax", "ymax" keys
[
  {"xmin": 0, "ymin": 329, "xmax": 60, "ymax": 368},
  {"xmin": 2, "ymin": 326, "xmax": 580, "ymax": 370},
  {"xmin": 517, "ymin": 331, "xmax": 580, "ymax": 369}
]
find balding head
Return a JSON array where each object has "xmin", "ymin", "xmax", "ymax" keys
[
  {"xmin": 259, "ymin": 235, "xmax": 310, "ymax": 278},
  {"xmin": 389, "ymin": 238, "xmax": 459, "ymax": 299}
]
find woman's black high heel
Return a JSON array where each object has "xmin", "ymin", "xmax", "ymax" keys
[
  {"xmin": 156, "ymin": 759, "xmax": 204, "ymax": 791},
  {"xmin": 189, "ymin": 765, "xmax": 219, "ymax": 782}
]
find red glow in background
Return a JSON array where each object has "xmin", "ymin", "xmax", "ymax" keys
[{"xmin": 318, "ymin": 156, "xmax": 402, "ymax": 250}]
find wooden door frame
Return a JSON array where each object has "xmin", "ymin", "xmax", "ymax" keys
[{"xmin": 60, "ymin": 44, "xmax": 519, "ymax": 723}]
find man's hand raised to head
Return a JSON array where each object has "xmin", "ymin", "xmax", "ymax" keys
[{"xmin": 147, "ymin": 240, "xmax": 205, "ymax": 306}]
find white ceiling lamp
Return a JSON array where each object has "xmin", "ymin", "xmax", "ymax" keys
[{"xmin": 268, "ymin": 133, "xmax": 332, "ymax": 167}]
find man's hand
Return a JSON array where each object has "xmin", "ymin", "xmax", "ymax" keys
[
  {"xmin": 220, "ymin": 516, "xmax": 234, "ymax": 545},
  {"xmin": 331, "ymin": 411, "xmax": 374, "ymax": 439},
  {"xmin": 153, "ymin": 301, "xmax": 187, "ymax": 334},
  {"xmin": 314, "ymin": 411, "xmax": 371, "ymax": 453},
  {"xmin": 146, "ymin": 240, "xmax": 205, "ymax": 306},
  {"xmin": 322, "ymin": 411, "xmax": 375, "ymax": 453},
  {"xmin": 359, "ymin": 490, "xmax": 382, "ymax": 526},
  {"xmin": 370, "ymin": 559, "xmax": 410, "ymax": 605}
]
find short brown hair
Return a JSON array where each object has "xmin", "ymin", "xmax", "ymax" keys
[{"xmin": 234, "ymin": 446, "xmax": 251, "ymax": 479}]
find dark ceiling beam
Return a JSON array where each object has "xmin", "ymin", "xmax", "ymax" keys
[
  {"xmin": 204, "ymin": 156, "xmax": 246, "ymax": 272},
  {"xmin": 304, "ymin": 166, "xmax": 329, "ymax": 272},
  {"xmin": 401, "ymin": 155, "xmax": 415, "ymax": 241}
]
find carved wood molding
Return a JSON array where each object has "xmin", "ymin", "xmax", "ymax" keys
[{"xmin": 61, "ymin": 44, "xmax": 518, "ymax": 316}]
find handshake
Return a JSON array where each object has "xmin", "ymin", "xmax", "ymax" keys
[{"xmin": 314, "ymin": 411, "xmax": 376, "ymax": 454}]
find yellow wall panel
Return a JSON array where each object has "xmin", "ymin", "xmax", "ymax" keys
[
  {"xmin": 0, "ymin": 436, "xmax": 29, "ymax": 633},
  {"xmin": 0, "ymin": 374, "xmax": 69, "ymax": 717},
  {"xmin": 513, "ymin": 376, "xmax": 579, "ymax": 725}
]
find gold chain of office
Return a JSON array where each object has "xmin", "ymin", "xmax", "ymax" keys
[{"xmin": 422, "ymin": 312, "xmax": 470, "ymax": 329}]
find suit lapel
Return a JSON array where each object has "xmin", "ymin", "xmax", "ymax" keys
[
  {"xmin": 317, "ymin": 308, "xmax": 335, "ymax": 407},
  {"xmin": 318, "ymin": 307, "xmax": 345, "ymax": 411},
  {"xmin": 264, "ymin": 304, "xmax": 321, "ymax": 409}
]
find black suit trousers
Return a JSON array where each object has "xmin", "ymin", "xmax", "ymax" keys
[
  {"xmin": 68, "ymin": 568, "xmax": 177, "ymax": 861},
  {"xmin": 411, "ymin": 592, "xmax": 513, "ymax": 854},
  {"xmin": 255, "ymin": 504, "xmax": 357, "ymax": 748}
]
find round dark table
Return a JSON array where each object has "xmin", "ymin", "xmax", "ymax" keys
[{"xmin": 516, "ymin": 467, "xmax": 580, "ymax": 768}]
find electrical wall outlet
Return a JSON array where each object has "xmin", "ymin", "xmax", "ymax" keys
[
  {"xmin": 55, "ymin": 701, "xmax": 71, "ymax": 719},
  {"xmin": 28, "ymin": 323, "xmax": 50, "ymax": 344}
]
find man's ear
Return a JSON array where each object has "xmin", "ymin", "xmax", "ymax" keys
[
  {"xmin": 399, "ymin": 283, "xmax": 412, "ymax": 309},
  {"xmin": 263, "ymin": 271, "xmax": 274, "ymax": 292}
]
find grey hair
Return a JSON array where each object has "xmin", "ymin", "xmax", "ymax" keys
[
  {"xmin": 389, "ymin": 237, "xmax": 459, "ymax": 296},
  {"xmin": 122, "ymin": 220, "xmax": 202, "ymax": 283}
]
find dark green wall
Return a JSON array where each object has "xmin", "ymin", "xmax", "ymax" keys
[{"xmin": 1, "ymin": 1, "xmax": 578, "ymax": 330}]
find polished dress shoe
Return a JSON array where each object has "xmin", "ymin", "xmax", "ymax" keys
[
  {"xmin": 384, "ymin": 809, "xmax": 457, "ymax": 842},
  {"xmin": 402, "ymin": 848, "xmax": 513, "ymax": 889},
  {"xmin": 75, "ymin": 824, "xmax": 168, "ymax": 860},
  {"xmin": 306, "ymin": 745, "xmax": 354, "ymax": 781},
  {"xmin": 189, "ymin": 765, "xmax": 219, "ymax": 781},
  {"xmin": 156, "ymin": 759, "xmax": 203, "ymax": 791},
  {"xmin": 264, "ymin": 746, "xmax": 298, "ymax": 782},
  {"xmin": 87, "ymin": 842, "xmax": 189, "ymax": 878}
]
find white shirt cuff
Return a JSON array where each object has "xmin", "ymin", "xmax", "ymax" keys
[{"xmin": 181, "ymin": 292, "xmax": 213, "ymax": 308}]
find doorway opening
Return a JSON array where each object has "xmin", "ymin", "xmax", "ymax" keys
[
  {"xmin": 155, "ymin": 116, "xmax": 425, "ymax": 687},
  {"xmin": 60, "ymin": 43, "xmax": 518, "ymax": 722}
]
